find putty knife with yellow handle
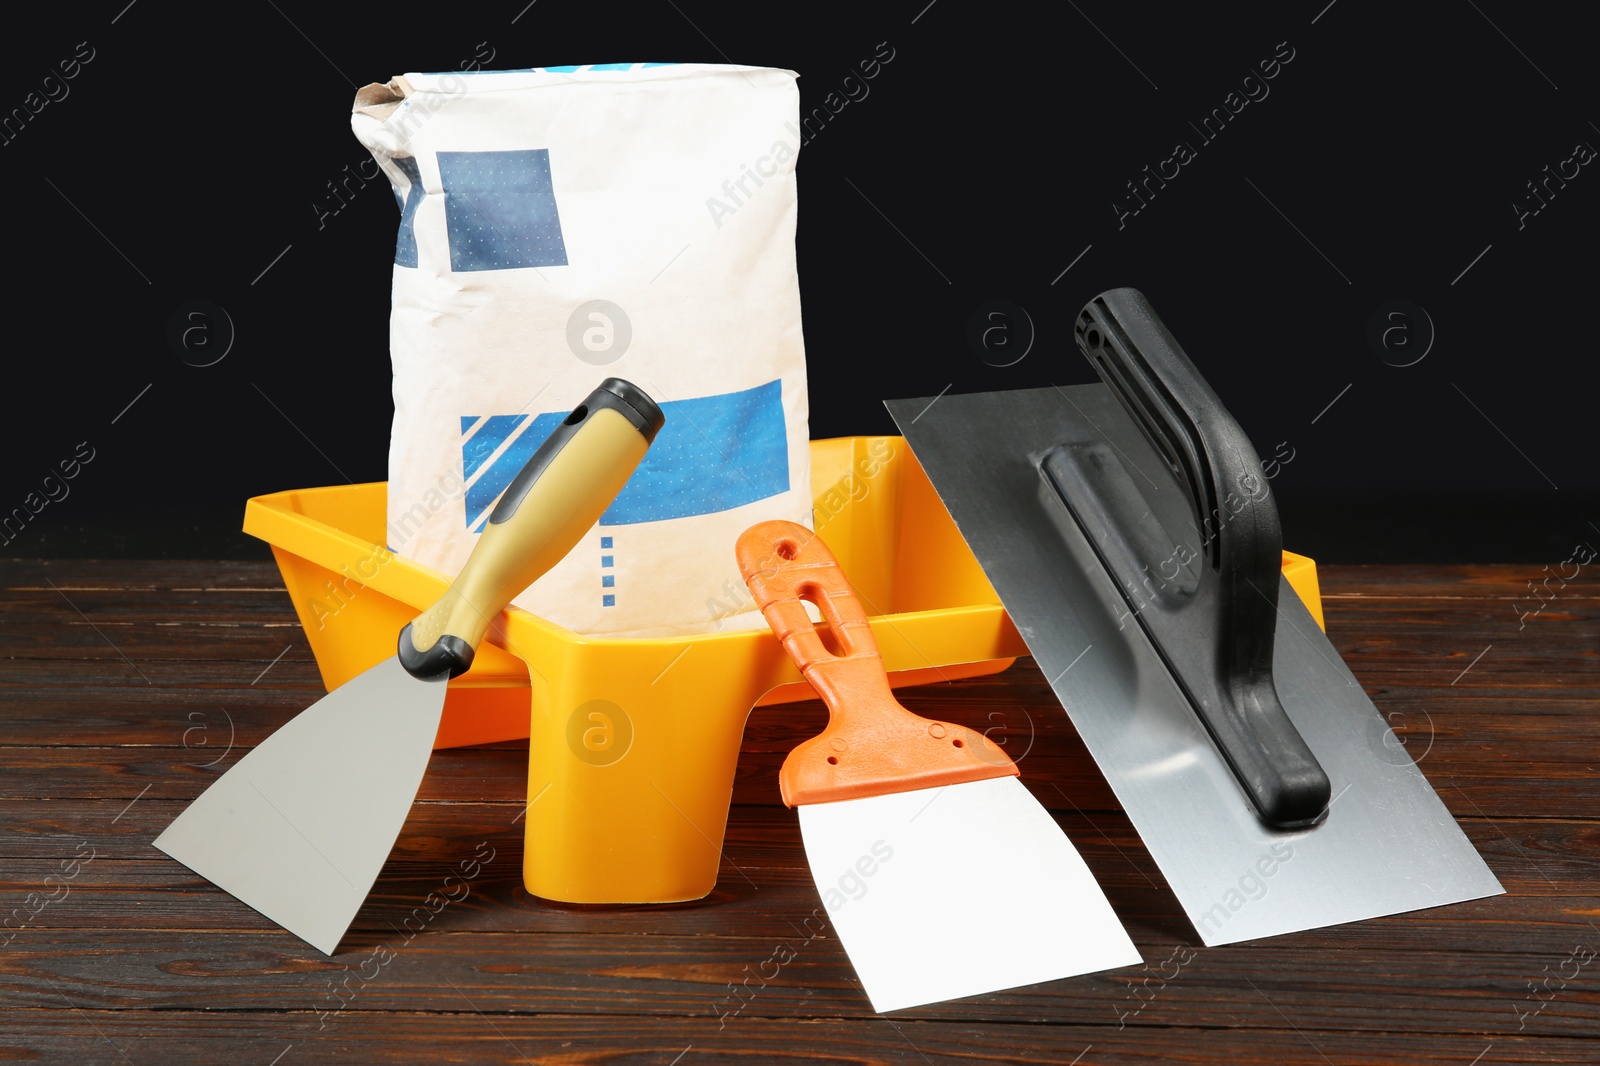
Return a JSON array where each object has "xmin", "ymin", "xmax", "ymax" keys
[{"xmin": 155, "ymin": 378, "xmax": 663, "ymax": 955}]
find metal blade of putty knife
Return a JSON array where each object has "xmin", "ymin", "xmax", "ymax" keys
[
  {"xmin": 155, "ymin": 378, "xmax": 665, "ymax": 954},
  {"xmin": 737, "ymin": 519, "xmax": 1140, "ymax": 1012}
]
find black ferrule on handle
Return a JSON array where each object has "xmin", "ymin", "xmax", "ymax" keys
[{"xmin": 396, "ymin": 624, "xmax": 473, "ymax": 680}]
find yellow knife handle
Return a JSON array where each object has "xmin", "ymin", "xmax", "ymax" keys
[{"xmin": 397, "ymin": 378, "xmax": 663, "ymax": 680}]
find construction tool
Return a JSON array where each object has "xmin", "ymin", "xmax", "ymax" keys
[
  {"xmin": 737, "ymin": 520, "xmax": 1140, "ymax": 1011},
  {"xmin": 886, "ymin": 288, "xmax": 1501, "ymax": 945},
  {"xmin": 155, "ymin": 378, "xmax": 663, "ymax": 954}
]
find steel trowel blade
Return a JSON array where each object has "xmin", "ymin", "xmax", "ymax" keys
[{"xmin": 887, "ymin": 386, "xmax": 1502, "ymax": 944}]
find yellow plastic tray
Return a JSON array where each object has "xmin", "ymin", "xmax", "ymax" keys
[{"xmin": 244, "ymin": 436, "xmax": 1323, "ymax": 904}]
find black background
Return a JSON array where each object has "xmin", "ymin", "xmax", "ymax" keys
[{"xmin": 2, "ymin": 1, "xmax": 1594, "ymax": 562}]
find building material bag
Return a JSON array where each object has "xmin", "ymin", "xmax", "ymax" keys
[{"xmin": 351, "ymin": 63, "xmax": 810, "ymax": 637}]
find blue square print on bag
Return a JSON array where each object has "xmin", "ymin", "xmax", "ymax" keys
[{"xmin": 437, "ymin": 149, "xmax": 569, "ymax": 272}]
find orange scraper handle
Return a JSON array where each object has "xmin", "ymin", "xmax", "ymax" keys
[{"xmin": 736, "ymin": 520, "xmax": 1018, "ymax": 808}]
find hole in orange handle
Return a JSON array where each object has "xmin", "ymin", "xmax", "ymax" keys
[
  {"xmin": 952, "ymin": 738, "xmax": 965, "ymax": 748},
  {"xmin": 797, "ymin": 582, "xmax": 847, "ymax": 658},
  {"xmin": 826, "ymin": 756, "xmax": 839, "ymax": 765},
  {"xmin": 776, "ymin": 539, "xmax": 799, "ymax": 560}
]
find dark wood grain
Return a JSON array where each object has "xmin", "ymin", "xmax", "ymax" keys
[
  {"xmin": 5, "ymin": 724, "xmax": 1594, "ymax": 823},
  {"xmin": 1, "ymin": 559, "xmax": 1595, "ymax": 1064},
  {"xmin": 8, "ymin": 1011, "xmax": 1588, "ymax": 1066},
  {"xmin": 7, "ymin": 927, "xmax": 1600, "ymax": 1037},
  {"xmin": 0, "ymin": 803, "xmax": 1594, "ymax": 945}
]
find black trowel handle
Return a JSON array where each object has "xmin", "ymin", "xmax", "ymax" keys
[
  {"xmin": 1059, "ymin": 288, "xmax": 1331, "ymax": 829},
  {"xmin": 1074, "ymin": 290, "xmax": 1279, "ymax": 579},
  {"xmin": 397, "ymin": 378, "xmax": 664, "ymax": 680}
]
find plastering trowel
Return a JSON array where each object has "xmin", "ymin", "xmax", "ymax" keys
[{"xmin": 886, "ymin": 288, "xmax": 1501, "ymax": 945}]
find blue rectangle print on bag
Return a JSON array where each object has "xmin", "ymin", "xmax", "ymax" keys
[
  {"xmin": 603, "ymin": 379, "xmax": 789, "ymax": 524},
  {"xmin": 437, "ymin": 149, "xmax": 568, "ymax": 271},
  {"xmin": 461, "ymin": 411, "xmax": 565, "ymax": 530},
  {"xmin": 461, "ymin": 379, "xmax": 789, "ymax": 531}
]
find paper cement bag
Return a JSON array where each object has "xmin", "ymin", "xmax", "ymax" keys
[{"xmin": 351, "ymin": 64, "xmax": 810, "ymax": 638}]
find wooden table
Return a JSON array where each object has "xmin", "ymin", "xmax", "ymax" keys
[{"xmin": 2, "ymin": 560, "xmax": 1595, "ymax": 1064}]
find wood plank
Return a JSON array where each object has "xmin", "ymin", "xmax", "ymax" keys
[
  {"xmin": 0, "ymin": 801, "xmax": 1593, "ymax": 952},
  {"xmin": 0, "ymin": 686, "xmax": 1592, "ymax": 759},
  {"xmin": 0, "ymin": 656, "xmax": 324, "ymax": 702},
  {"xmin": 0, "ymin": 559, "xmax": 286, "ymax": 588},
  {"xmin": 6, "ymin": 654, "xmax": 1597, "ymax": 757},
  {"xmin": 1314, "ymin": 562, "xmax": 1600, "ymax": 597},
  {"xmin": 5, "ymin": 1011, "xmax": 1591, "ymax": 1066},
  {"xmin": 0, "ymin": 619, "xmax": 313, "ymax": 661},
  {"xmin": 3, "ymin": 926, "xmax": 1598, "ymax": 1037},
  {"xmin": 1, "ymin": 726, "xmax": 1591, "ymax": 821}
]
